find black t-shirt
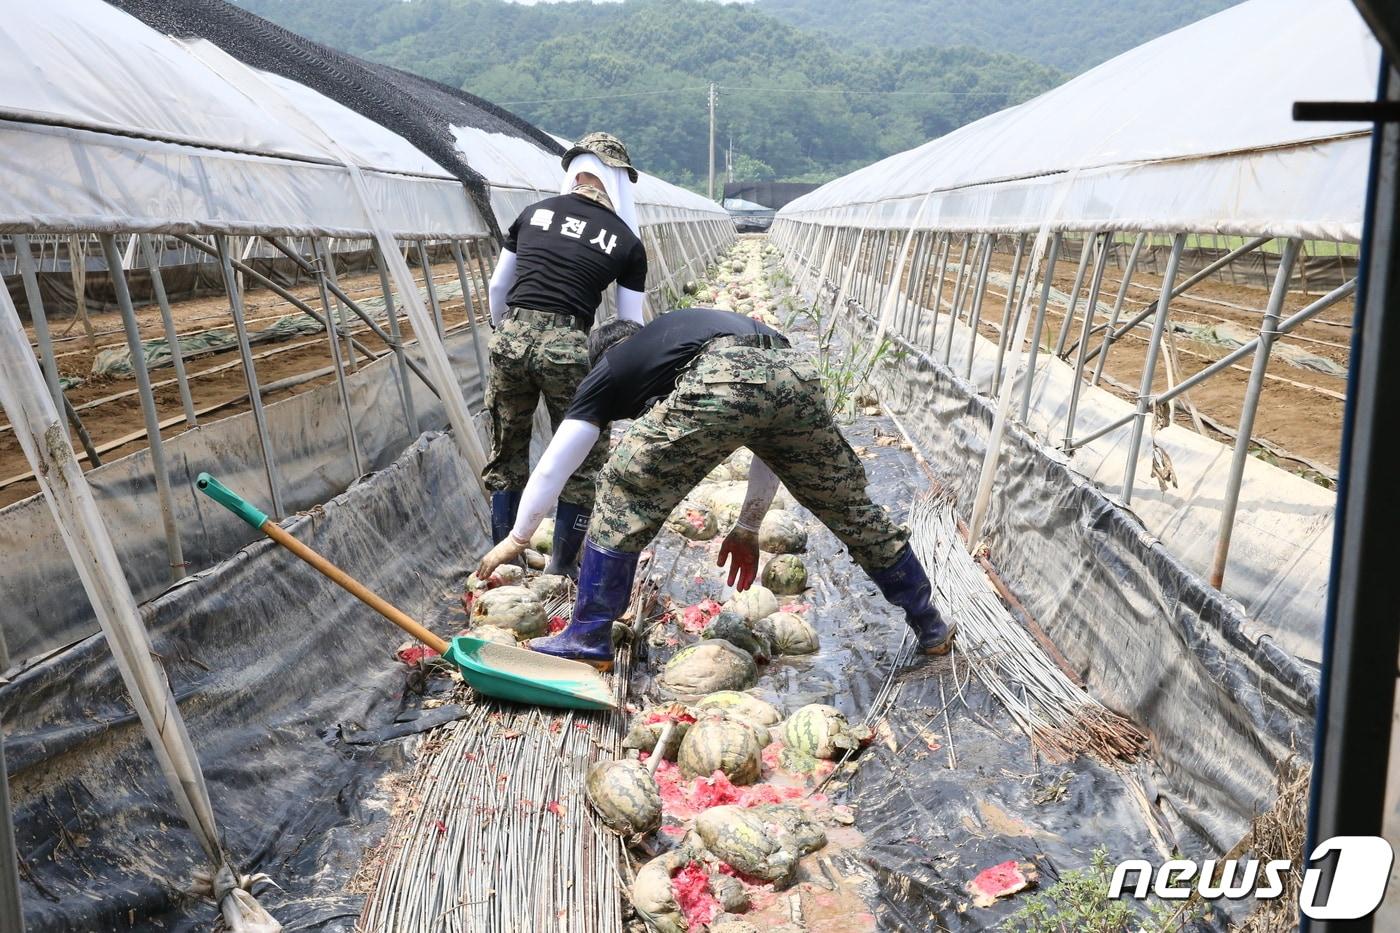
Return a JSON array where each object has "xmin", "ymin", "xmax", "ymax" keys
[
  {"xmin": 566, "ymin": 307, "xmax": 785, "ymax": 426},
  {"xmin": 503, "ymin": 192, "xmax": 647, "ymax": 328}
]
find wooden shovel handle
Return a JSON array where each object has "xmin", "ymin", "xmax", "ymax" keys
[{"xmin": 260, "ymin": 521, "xmax": 450, "ymax": 655}]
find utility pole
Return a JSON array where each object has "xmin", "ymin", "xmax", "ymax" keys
[{"xmin": 707, "ymin": 82, "xmax": 717, "ymax": 202}]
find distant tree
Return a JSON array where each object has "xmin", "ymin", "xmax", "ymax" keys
[
  {"xmin": 729, "ymin": 154, "xmax": 776, "ymax": 183},
  {"xmin": 234, "ymin": 0, "xmax": 1064, "ymax": 185},
  {"xmin": 756, "ymin": 0, "xmax": 1241, "ymax": 74}
]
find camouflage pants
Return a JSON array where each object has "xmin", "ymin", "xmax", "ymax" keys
[
  {"xmin": 481, "ymin": 314, "xmax": 609, "ymax": 508},
  {"xmin": 589, "ymin": 346, "xmax": 908, "ymax": 573}
]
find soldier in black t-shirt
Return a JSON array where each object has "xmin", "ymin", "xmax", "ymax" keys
[
  {"xmin": 482, "ymin": 132, "xmax": 648, "ymax": 576},
  {"xmin": 477, "ymin": 308, "xmax": 955, "ymax": 671}
]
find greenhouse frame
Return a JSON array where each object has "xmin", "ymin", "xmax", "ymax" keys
[{"xmin": 1, "ymin": 0, "xmax": 1399, "ymax": 929}]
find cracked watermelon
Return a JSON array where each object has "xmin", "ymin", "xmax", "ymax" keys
[
  {"xmin": 585, "ymin": 758, "xmax": 662, "ymax": 836},
  {"xmin": 760, "ymin": 554, "xmax": 808, "ymax": 595},
  {"xmin": 471, "ymin": 585, "xmax": 547, "ymax": 638},
  {"xmin": 676, "ymin": 715, "xmax": 764, "ymax": 785}
]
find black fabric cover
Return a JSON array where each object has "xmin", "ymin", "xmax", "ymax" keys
[
  {"xmin": 105, "ymin": 0, "xmax": 565, "ymax": 242},
  {"xmin": 4, "ymin": 432, "xmax": 485, "ymax": 931},
  {"xmin": 834, "ymin": 298, "xmax": 1316, "ymax": 855}
]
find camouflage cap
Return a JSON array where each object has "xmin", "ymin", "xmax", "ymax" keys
[{"xmin": 562, "ymin": 132, "xmax": 638, "ymax": 183}]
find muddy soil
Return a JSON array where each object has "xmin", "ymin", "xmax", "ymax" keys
[
  {"xmin": 0, "ymin": 261, "xmax": 485, "ymax": 507},
  {"xmin": 874, "ymin": 241, "xmax": 1352, "ymax": 482}
]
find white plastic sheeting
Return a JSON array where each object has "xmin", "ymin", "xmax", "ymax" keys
[
  {"xmin": 0, "ymin": 0, "xmax": 482, "ymax": 237},
  {"xmin": 779, "ymin": 0, "xmax": 1377, "ymax": 242},
  {"xmin": 0, "ymin": 0, "xmax": 725, "ymax": 237},
  {"xmin": 0, "ymin": 283, "xmax": 281, "ymax": 931},
  {"xmin": 873, "ymin": 284, "xmax": 1333, "ymax": 661}
]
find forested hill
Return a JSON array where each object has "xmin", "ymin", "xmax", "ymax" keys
[
  {"xmin": 234, "ymin": 0, "xmax": 1062, "ymax": 187},
  {"xmin": 758, "ymin": 0, "xmax": 1241, "ymax": 74}
]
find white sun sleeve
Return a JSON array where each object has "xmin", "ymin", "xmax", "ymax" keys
[
  {"xmin": 509, "ymin": 418, "xmax": 603, "ymax": 544},
  {"xmin": 736, "ymin": 456, "xmax": 780, "ymax": 531},
  {"xmin": 488, "ymin": 248, "xmax": 518, "ymax": 326},
  {"xmin": 616, "ymin": 286, "xmax": 646, "ymax": 324}
]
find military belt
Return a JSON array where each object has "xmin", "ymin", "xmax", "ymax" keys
[{"xmin": 508, "ymin": 307, "xmax": 587, "ymax": 331}]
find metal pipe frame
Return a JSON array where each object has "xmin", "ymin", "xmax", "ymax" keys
[
  {"xmin": 1053, "ymin": 232, "xmax": 1095, "ymax": 358},
  {"xmin": 100, "ymin": 233, "xmax": 187, "ymax": 582},
  {"xmin": 320, "ymin": 237, "xmax": 357, "ymax": 372},
  {"xmin": 311, "ymin": 238, "xmax": 364, "ymax": 478},
  {"xmin": 12, "ymin": 236, "xmax": 108, "ymax": 466},
  {"xmin": 855, "ymin": 229, "xmax": 871, "ymax": 308},
  {"xmin": 1069, "ymin": 231, "xmax": 1112, "ymax": 353},
  {"xmin": 373, "ymin": 241, "xmax": 418, "ymax": 438},
  {"xmin": 1082, "ymin": 235, "xmax": 1272, "ymax": 369},
  {"xmin": 0, "ymin": 719, "xmax": 21, "ymax": 933},
  {"xmin": 1020, "ymin": 232, "xmax": 1063, "ymax": 423},
  {"xmin": 899, "ymin": 231, "xmax": 930, "ymax": 339},
  {"xmin": 644, "ymin": 229, "xmax": 673, "ymax": 317},
  {"xmin": 855, "ymin": 228, "xmax": 871, "ymax": 308},
  {"xmin": 964, "ymin": 233, "xmax": 995, "ymax": 380},
  {"xmin": 873, "ymin": 229, "xmax": 894, "ymax": 321},
  {"xmin": 416, "ymin": 239, "xmax": 447, "ymax": 337},
  {"xmin": 469, "ymin": 238, "xmax": 497, "ymax": 331},
  {"xmin": 808, "ymin": 227, "xmax": 841, "ymax": 307},
  {"xmin": 137, "ymin": 235, "xmax": 199, "ymax": 427},
  {"xmin": 857, "ymin": 230, "xmax": 868, "ymax": 306},
  {"xmin": 13, "ymin": 235, "xmax": 64, "ymax": 417},
  {"xmin": 877, "ymin": 228, "xmax": 913, "ymax": 331},
  {"xmin": 913, "ymin": 232, "xmax": 938, "ymax": 344},
  {"xmin": 913, "ymin": 230, "xmax": 940, "ymax": 339},
  {"xmin": 214, "ymin": 233, "xmax": 286, "ymax": 520},
  {"xmin": 1208, "ymin": 237, "xmax": 1302, "ymax": 588},
  {"xmin": 1062, "ymin": 232, "xmax": 1113, "ymax": 449},
  {"xmin": 449, "ymin": 240, "xmax": 490, "ymax": 377},
  {"xmin": 923, "ymin": 232, "xmax": 951, "ymax": 353},
  {"xmin": 1120, "ymin": 232, "xmax": 1187, "ymax": 504},
  {"xmin": 909, "ymin": 230, "xmax": 937, "ymax": 340},
  {"xmin": 946, "ymin": 233, "xmax": 982, "ymax": 364},
  {"xmin": 866, "ymin": 230, "xmax": 885, "ymax": 312},
  {"xmin": 797, "ymin": 225, "xmax": 822, "ymax": 287},
  {"xmin": 873, "ymin": 230, "xmax": 893, "ymax": 309},
  {"xmin": 941, "ymin": 234, "xmax": 973, "ymax": 363},
  {"xmin": 1092, "ymin": 232, "xmax": 1147, "ymax": 385},
  {"xmin": 682, "ymin": 224, "xmax": 707, "ymax": 279},
  {"xmin": 828, "ymin": 227, "xmax": 854, "ymax": 311},
  {"xmin": 177, "ymin": 234, "xmax": 386, "ymax": 373},
  {"xmin": 1156, "ymin": 278, "xmax": 1354, "ymax": 409},
  {"xmin": 992, "ymin": 233, "xmax": 1028, "ymax": 393},
  {"xmin": 800, "ymin": 221, "xmax": 817, "ymax": 294},
  {"xmin": 830, "ymin": 227, "xmax": 868, "ymax": 317}
]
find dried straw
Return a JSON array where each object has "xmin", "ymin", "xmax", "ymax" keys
[
  {"xmin": 355, "ymin": 571, "xmax": 650, "ymax": 933},
  {"xmin": 910, "ymin": 494, "xmax": 1148, "ymax": 763},
  {"xmin": 1234, "ymin": 757, "xmax": 1310, "ymax": 933}
]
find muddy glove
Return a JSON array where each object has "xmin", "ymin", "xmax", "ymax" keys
[
  {"xmin": 717, "ymin": 523, "xmax": 760, "ymax": 591},
  {"xmin": 478, "ymin": 533, "xmax": 528, "ymax": 580}
]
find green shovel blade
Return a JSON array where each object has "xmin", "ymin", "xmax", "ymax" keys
[{"xmin": 444, "ymin": 636, "xmax": 616, "ymax": 711}]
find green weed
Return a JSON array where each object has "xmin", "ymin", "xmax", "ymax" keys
[{"xmin": 1009, "ymin": 848, "xmax": 1203, "ymax": 933}]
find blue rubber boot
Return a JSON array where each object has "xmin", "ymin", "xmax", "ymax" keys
[
  {"xmin": 530, "ymin": 539, "xmax": 638, "ymax": 671},
  {"xmin": 545, "ymin": 501, "xmax": 590, "ymax": 579},
  {"xmin": 490, "ymin": 490, "xmax": 522, "ymax": 545},
  {"xmin": 869, "ymin": 545, "xmax": 956, "ymax": 655}
]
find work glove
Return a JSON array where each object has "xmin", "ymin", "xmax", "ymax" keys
[
  {"xmin": 478, "ymin": 534, "xmax": 527, "ymax": 580},
  {"xmin": 717, "ymin": 523, "xmax": 760, "ymax": 592}
]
